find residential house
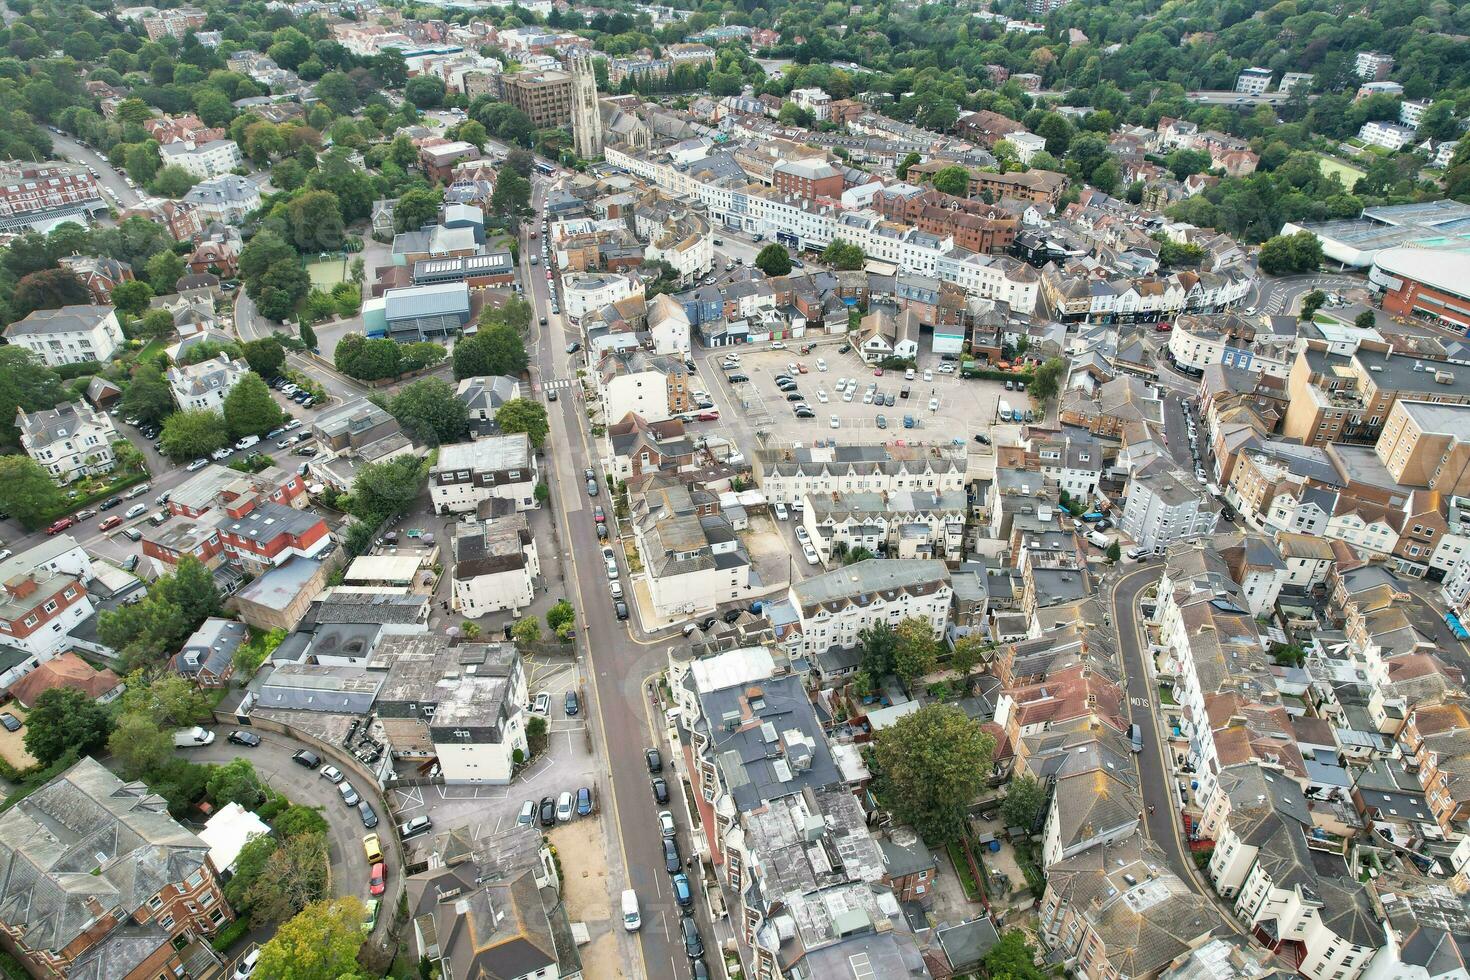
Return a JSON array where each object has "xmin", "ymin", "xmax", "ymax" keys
[
  {"xmin": 17, "ymin": 400, "xmax": 118, "ymax": 485},
  {"xmin": 167, "ymin": 354, "xmax": 246, "ymax": 412},
  {"xmin": 430, "ymin": 436, "xmax": 540, "ymax": 514},
  {"xmin": 4, "ymin": 304, "xmax": 124, "ymax": 367},
  {"xmin": 452, "ymin": 515, "xmax": 539, "ymax": 616}
]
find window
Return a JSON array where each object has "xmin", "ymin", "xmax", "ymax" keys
[{"xmin": 42, "ymin": 601, "xmax": 57, "ymax": 614}]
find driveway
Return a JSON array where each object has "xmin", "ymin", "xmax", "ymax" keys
[{"xmin": 177, "ymin": 727, "xmax": 387, "ymax": 909}]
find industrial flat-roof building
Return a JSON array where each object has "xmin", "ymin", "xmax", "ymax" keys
[
  {"xmin": 1282, "ymin": 200, "xmax": 1470, "ymax": 268},
  {"xmin": 365, "ymin": 282, "xmax": 473, "ymax": 342}
]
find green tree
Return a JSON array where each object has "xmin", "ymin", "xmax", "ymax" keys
[
  {"xmin": 299, "ymin": 320, "xmax": 318, "ymax": 349},
  {"xmin": 223, "ymin": 373, "xmax": 288, "ymax": 440},
  {"xmin": 161, "ymin": 409, "xmax": 229, "ymax": 461},
  {"xmin": 349, "ymin": 454, "xmax": 425, "ymax": 523},
  {"xmin": 1299, "ymin": 290, "xmax": 1328, "ymax": 320},
  {"xmin": 999, "ymin": 773, "xmax": 1048, "ymax": 832},
  {"xmin": 949, "ymin": 633, "xmax": 986, "ymax": 678},
  {"xmin": 871, "ymin": 704, "xmax": 995, "ymax": 844},
  {"xmin": 0, "ymin": 347, "xmax": 64, "ymax": 445},
  {"xmin": 397, "ymin": 341, "xmax": 446, "ymax": 373},
  {"xmin": 110, "ymin": 279, "xmax": 154, "ymax": 316},
  {"xmin": 119, "ymin": 672, "xmax": 216, "ymax": 728},
  {"xmin": 23, "ymin": 687, "xmax": 113, "ymax": 766},
  {"xmin": 978, "ymin": 929, "xmax": 1047, "ymax": 980},
  {"xmin": 858, "ymin": 621, "xmax": 898, "ymax": 679},
  {"xmin": 1257, "ymin": 231, "xmax": 1323, "ymax": 276},
  {"xmin": 108, "ymin": 710, "xmax": 175, "ymax": 780},
  {"xmin": 149, "ymin": 165, "xmax": 198, "ymax": 198},
  {"xmin": 207, "ymin": 758, "xmax": 266, "ymax": 808},
  {"xmin": 405, "ymin": 75, "xmax": 446, "ymax": 109},
  {"xmin": 893, "ymin": 616, "xmax": 941, "ymax": 685},
  {"xmin": 546, "ymin": 600, "xmax": 575, "ymax": 638},
  {"xmin": 1355, "ymin": 309, "xmax": 1378, "ymax": 329},
  {"xmin": 494, "ymin": 398, "xmax": 550, "ymax": 447},
  {"xmin": 286, "ymin": 190, "xmax": 345, "ymax": 252},
  {"xmin": 274, "ymin": 805, "xmax": 330, "ymax": 839},
  {"xmin": 930, "ymin": 165, "xmax": 970, "ymax": 196},
  {"xmin": 820, "ymin": 238, "xmax": 865, "ymax": 270},
  {"xmin": 1105, "ymin": 539, "xmax": 1121, "ymax": 562},
  {"xmin": 511, "ymin": 617, "xmax": 542, "ymax": 644},
  {"xmin": 253, "ymin": 896, "xmax": 366, "ymax": 978},
  {"xmin": 1029, "ymin": 357, "xmax": 1066, "ymax": 403},
  {"xmin": 754, "ymin": 244, "xmax": 792, "ymax": 277},
  {"xmin": 244, "ymin": 833, "xmax": 332, "ymax": 927},
  {"xmin": 490, "ymin": 169, "xmax": 531, "ymax": 216},
  {"xmin": 226, "ymin": 835, "xmax": 280, "ymax": 911},
  {"xmin": 897, "ymin": 151, "xmax": 921, "ymax": 180},
  {"xmin": 388, "ymin": 378, "xmax": 469, "ymax": 446},
  {"xmin": 844, "ymin": 546, "xmax": 874, "ymax": 565},
  {"xmin": 239, "ymin": 230, "xmax": 297, "ymax": 282},
  {"xmin": 0, "ymin": 455, "xmax": 61, "ymax": 529},
  {"xmin": 12, "ymin": 268, "xmax": 91, "ymax": 316},
  {"xmin": 334, "ymin": 334, "xmax": 402, "ymax": 381},
  {"xmin": 159, "ymin": 555, "xmax": 222, "ymax": 626},
  {"xmin": 241, "ymin": 337, "xmax": 287, "ymax": 379},
  {"xmin": 393, "ymin": 187, "xmax": 441, "ymax": 233},
  {"xmin": 453, "ymin": 323, "xmax": 528, "ymax": 379},
  {"xmin": 120, "ymin": 364, "xmax": 174, "ymax": 425},
  {"xmin": 145, "ymin": 250, "xmax": 186, "ymax": 293}
]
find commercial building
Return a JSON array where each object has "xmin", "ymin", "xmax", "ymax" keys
[
  {"xmin": 0, "ymin": 756, "xmax": 233, "ymax": 978},
  {"xmin": 4, "ymin": 304, "xmax": 124, "ymax": 366},
  {"xmin": 0, "ymin": 161, "xmax": 107, "ymax": 232},
  {"xmin": 771, "ymin": 158, "xmax": 844, "ymax": 201},
  {"xmin": 1281, "ymin": 199, "xmax": 1470, "ymax": 269},
  {"xmin": 631, "ymin": 483, "xmax": 752, "ymax": 618},
  {"xmin": 367, "ymin": 281, "xmax": 473, "ymax": 342},
  {"xmin": 430, "ymin": 435, "xmax": 540, "ymax": 514},
  {"xmin": 500, "ymin": 70, "xmax": 574, "ymax": 128},
  {"xmin": 1371, "ymin": 245, "xmax": 1470, "ymax": 332},
  {"xmin": 1374, "ymin": 399, "xmax": 1470, "ymax": 495},
  {"xmin": 17, "ymin": 400, "xmax": 118, "ymax": 484},
  {"xmin": 596, "ymin": 350, "xmax": 693, "ymax": 425}
]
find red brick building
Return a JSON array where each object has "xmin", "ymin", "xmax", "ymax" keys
[
  {"xmin": 0, "ymin": 757, "xmax": 233, "ymax": 979},
  {"xmin": 1374, "ymin": 247, "xmax": 1470, "ymax": 332},
  {"xmin": 771, "ymin": 158, "xmax": 844, "ymax": 201}
]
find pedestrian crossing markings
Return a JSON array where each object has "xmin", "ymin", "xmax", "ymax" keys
[{"xmin": 540, "ymin": 378, "xmax": 573, "ymax": 391}]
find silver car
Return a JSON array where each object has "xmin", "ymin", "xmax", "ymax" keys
[{"xmin": 338, "ymin": 782, "xmax": 360, "ymax": 807}]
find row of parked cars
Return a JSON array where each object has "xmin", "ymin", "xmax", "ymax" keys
[
  {"xmin": 630, "ymin": 747, "xmax": 708, "ymax": 974},
  {"xmin": 517, "ymin": 787, "xmax": 595, "ymax": 828}
]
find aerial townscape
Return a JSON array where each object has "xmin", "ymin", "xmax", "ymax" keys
[{"xmin": 2, "ymin": 0, "xmax": 1470, "ymax": 979}]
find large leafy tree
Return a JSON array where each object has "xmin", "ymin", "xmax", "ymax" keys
[
  {"xmin": 24, "ymin": 688, "xmax": 113, "ymax": 766},
  {"xmin": 223, "ymin": 373, "xmax": 287, "ymax": 440},
  {"xmin": 110, "ymin": 279, "xmax": 154, "ymax": 316},
  {"xmin": 453, "ymin": 323, "xmax": 527, "ymax": 379},
  {"xmin": 161, "ymin": 409, "xmax": 229, "ymax": 461},
  {"xmin": 1028, "ymin": 357, "xmax": 1067, "ymax": 403},
  {"xmin": 872, "ymin": 704, "xmax": 995, "ymax": 844},
  {"xmin": 252, "ymin": 895, "xmax": 363, "ymax": 976},
  {"xmin": 930, "ymin": 165, "xmax": 971, "ymax": 196},
  {"xmin": 120, "ymin": 363, "xmax": 174, "ymax": 425},
  {"xmin": 820, "ymin": 239, "xmax": 865, "ymax": 270},
  {"xmin": 241, "ymin": 337, "xmax": 286, "ymax": 378},
  {"xmin": 1258, "ymin": 230, "xmax": 1323, "ymax": 276},
  {"xmin": 108, "ymin": 711, "xmax": 175, "ymax": 779},
  {"xmin": 144, "ymin": 250, "xmax": 186, "ymax": 293},
  {"xmin": 892, "ymin": 616, "xmax": 941, "ymax": 685},
  {"xmin": 999, "ymin": 773, "xmax": 1049, "ymax": 834},
  {"xmin": 388, "ymin": 378, "xmax": 469, "ymax": 446},
  {"xmin": 495, "ymin": 398, "xmax": 550, "ymax": 448},
  {"xmin": 207, "ymin": 758, "xmax": 266, "ymax": 808},
  {"xmin": 0, "ymin": 347, "xmax": 63, "ymax": 445},
  {"xmin": 754, "ymin": 244, "xmax": 792, "ymax": 277},
  {"xmin": 0, "ymin": 455, "xmax": 62, "ymax": 529},
  {"xmin": 393, "ymin": 187, "xmax": 441, "ymax": 233},
  {"xmin": 490, "ymin": 169, "xmax": 531, "ymax": 217},
  {"xmin": 12, "ymin": 268, "xmax": 90, "ymax": 316},
  {"xmin": 335, "ymin": 334, "xmax": 402, "ymax": 381},
  {"xmin": 349, "ymin": 454, "xmax": 426, "ymax": 523}
]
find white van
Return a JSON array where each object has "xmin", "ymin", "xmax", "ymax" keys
[{"xmin": 621, "ymin": 889, "xmax": 641, "ymax": 932}]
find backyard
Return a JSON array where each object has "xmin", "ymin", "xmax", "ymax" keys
[{"xmin": 1317, "ymin": 154, "xmax": 1366, "ymax": 191}]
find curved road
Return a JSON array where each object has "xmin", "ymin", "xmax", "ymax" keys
[{"xmin": 1110, "ymin": 564, "xmax": 1249, "ymax": 936}]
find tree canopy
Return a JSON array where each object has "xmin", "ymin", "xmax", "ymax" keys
[{"xmin": 872, "ymin": 704, "xmax": 995, "ymax": 844}]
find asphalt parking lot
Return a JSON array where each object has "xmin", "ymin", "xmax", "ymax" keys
[
  {"xmin": 702, "ymin": 343, "xmax": 1018, "ymax": 449},
  {"xmin": 388, "ymin": 659, "xmax": 599, "ymax": 839}
]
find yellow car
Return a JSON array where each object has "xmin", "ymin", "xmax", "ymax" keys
[{"xmin": 362, "ymin": 833, "xmax": 382, "ymax": 864}]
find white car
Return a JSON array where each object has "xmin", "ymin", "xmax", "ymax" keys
[
  {"xmin": 319, "ymin": 765, "xmax": 343, "ymax": 784},
  {"xmin": 773, "ymin": 502, "xmax": 789, "ymax": 520},
  {"xmin": 928, "ymin": 397, "xmax": 940, "ymax": 411},
  {"xmin": 816, "ymin": 359, "xmax": 827, "ymax": 372},
  {"xmin": 605, "ymin": 557, "xmax": 618, "ymax": 579},
  {"xmin": 610, "ymin": 580, "xmax": 623, "ymax": 599},
  {"xmin": 829, "ymin": 415, "xmax": 840, "ymax": 428},
  {"xmin": 659, "ymin": 809, "xmax": 677, "ymax": 837},
  {"xmin": 802, "ymin": 543, "xmax": 820, "ymax": 565},
  {"xmin": 843, "ymin": 388, "xmax": 854, "ymax": 402},
  {"xmin": 795, "ymin": 527, "xmax": 810, "ymax": 543},
  {"xmin": 556, "ymin": 791, "xmax": 574, "ymax": 822},
  {"xmin": 817, "ymin": 389, "xmax": 828, "ymax": 403},
  {"xmin": 923, "ymin": 369, "xmax": 933, "ymax": 382},
  {"xmin": 211, "ymin": 447, "xmax": 232, "ymax": 460},
  {"xmin": 531, "ymin": 692, "xmax": 551, "ymax": 714},
  {"xmin": 232, "ymin": 948, "xmax": 260, "ymax": 980},
  {"xmin": 862, "ymin": 390, "xmax": 874, "ymax": 405},
  {"xmin": 187, "ymin": 458, "xmax": 208, "ymax": 471},
  {"xmin": 0, "ymin": 550, "xmax": 12, "ymax": 562}
]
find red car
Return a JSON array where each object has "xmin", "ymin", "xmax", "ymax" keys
[
  {"xmin": 795, "ymin": 363, "xmax": 808, "ymax": 374},
  {"xmin": 45, "ymin": 518, "xmax": 73, "ymax": 535},
  {"xmin": 873, "ymin": 367, "xmax": 884, "ymax": 376},
  {"xmin": 369, "ymin": 862, "xmax": 386, "ymax": 896},
  {"xmin": 98, "ymin": 516, "xmax": 123, "ymax": 532},
  {"xmin": 593, "ymin": 506, "xmax": 606, "ymax": 524},
  {"xmin": 1155, "ymin": 322, "xmax": 1173, "ymax": 332},
  {"xmin": 697, "ymin": 411, "xmax": 720, "ymax": 421}
]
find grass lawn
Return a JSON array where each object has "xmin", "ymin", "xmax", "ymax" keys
[
  {"xmin": 137, "ymin": 338, "xmax": 165, "ymax": 362},
  {"xmin": 1317, "ymin": 154, "xmax": 1366, "ymax": 191},
  {"xmin": 1158, "ymin": 684, "xmax": 1177, "ymax": 706},
  {"xmin": 946, "ymin": 841, "xmax": 983, "ymax": 902},
  {"xmin": 305, "ymin": 254, "xmax": 350, "ymax": 289}
]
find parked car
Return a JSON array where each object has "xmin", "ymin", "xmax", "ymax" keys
[
  {"xmin": 576, "ymin": 787, "xmax": 593, "ymax": 816},
  {"xmin": 46, "ymin": 518, "xmax": 74, "ymax": 535},
  {"xmin": 531, "ymin": 692, "xmax": 551, "ymax": 714},
  {"xmin": 672, "ymin": 872, "xmax": 693, "ymax": 911},
  {"xmin": 681, "ymin": 915, "xmax": 704, "ymax": 959},
  {"xmin": 369, "ymin": 862, "xmax": 386, "ymax": 896},
  {"xmin": 227, "ymin": 730, "xmax": 261, "ymax": 747},
  {"xmin": 399, "ymin": 816, "xmax": 432, "ymax": 839},
  {"xmin": 615, "ymin": 600, "xmax": 629, "ymax": 620},
  {"xmin": 556, "ymin": 791, "xmax": 575, "ymax": 822},
  {"xmin": 359, "ymin": 802, "xmax": 378, "ymax": 828},
  {"xmin": 651, "ymin": 777, "xmax": 670, "ymax": 804},
  {"xmin": 663, "ymin": 836, "xmax": 681, "ymax": 873},
  {"xmin": 98, "ymin": 516, "xmax": 123, "ymax": 532},
  {"xmin": 564, "ymin": 690, "xmax": 580, "ymax": 716},
  {"xmin": 292, "ymin": 750, "xmax": 321, "ymax": 769},
  {"xmin": 231, "ymin": 948, "xmax": 260, "ymax": 980},
  {"xmin": 539, "ymin": 796, "xmax": 557, "ymax": 826},
  {"xmin": 646, "ymin": 748, "xmax": 663, "ymax": 773},
  {"xmin": 124, "ymin": 504, "xmax": 146, "ymax": 520},
  {"xmin": 98, "ymin": 496, "xmax": 121, "ymax": 511},
  {"xmin": 0, "ymin": 713, "xmax": 20, "ymax": 733},
  {"xmin": 586, "ymin": 478, "xmax": 598, "ymax": 496},
  {"xmin": 339, "ymin": 782, "xmax": 360, "ymax": 807},
  {"xmin": 320, "ymin": 765, "xmax": 343, "ymax": 783},
  {"xmin": 363, "ymin": 834, "xmax": 383, "ymax": 863},
  {"xmin": 517, "ymin": 800, "xmax": 536, "ymax": 826},
  {"xmin": 659, "ymin": 810, "xmax": 677, "ymax": 837}
]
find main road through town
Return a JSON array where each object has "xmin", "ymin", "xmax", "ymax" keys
[{"xmin": 521, "ymin": 173, "xmax": 717, "ymax": 980}]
